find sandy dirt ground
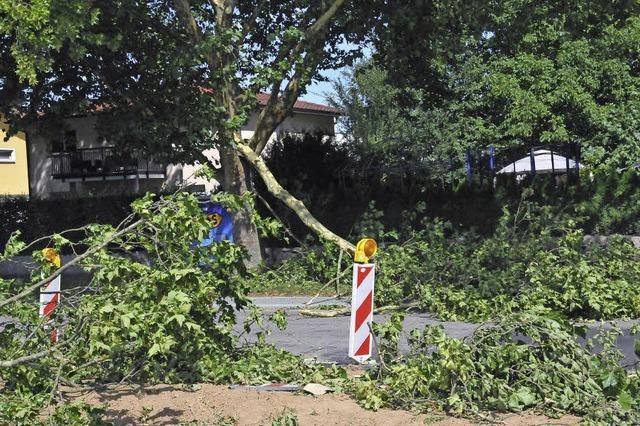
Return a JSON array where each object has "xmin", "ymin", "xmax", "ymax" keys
[{"xmin": 65, "ymin": 383, "xmax": 581, "ymax": 426}]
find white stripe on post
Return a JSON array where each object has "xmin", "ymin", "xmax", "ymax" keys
[
  {"xmin": 40, "ymin": 273, "xmax": 61, "ymax": 342},
  {"xmin": 348, "ymin": 263, "xmax": 375, "ymax": 363}
]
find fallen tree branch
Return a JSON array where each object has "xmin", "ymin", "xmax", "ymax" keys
[
  {"xmin": 255, "ymin": 193, "xmax": 306, "ymax": 247},
  {"xmin": 0, "ymin": 348, "xmax": 53, "ymax": 368},
  {"xmin": 335, "ymin": 249, "xmax": 343, "ymax": 296},
  {"xmin": 304, "ymin": 266, "xmax": 350, "ymax": 306},
  {"xmin": 0, "ymin": 338, "xmax": 73, "ymax": 368},
  {"xmin": 235, "ymin": 142, "xmax": 355, "ymax": 254},
  {"xmin": 299, "ymin": 301, "xmax": 420, "ymax": 317},
  {"xmin": 48, "ymin": 357, "xmax": 65, "ymax": 405},
  {"xmin": 1, "ymin": 318, "xmax": 87, "ymax": 370},
  {"xmin": 368, "ymin": 321, "xmax": 388, "ymax": 379},
  {"xmin": 0, "ymin": 219, "xmax": 143, "ymax": 309}
]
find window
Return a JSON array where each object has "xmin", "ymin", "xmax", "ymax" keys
[
  {"xmin": 52, "ymin": 130, "xmax": 77, "ymax": 153},
  {"xmin": 0, "ymin": 148, "xmax": 16, "ymax": 163}
]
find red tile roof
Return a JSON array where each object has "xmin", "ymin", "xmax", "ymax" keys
[
  {"xmin": 256, "ymin": 93, "xmax": 340, "ymax": 115},
  {"xmin": 71, "ymin": 89, "xmax": 340, "ymax": 116}
]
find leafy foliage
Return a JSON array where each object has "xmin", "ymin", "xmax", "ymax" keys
[
  {"xmin": 250, "ymin": 240, "xmax": 346, "ymax": 296},
  {"xmin": 378, "ymin": 209, "xmax": 640, "ymax": 321},
  {"xmin": 0, "ymin": 395, "xmax": 106, "ymax": 426},
  {"xmin": 354, "ymin": 312, "xmax": 640, "ymax": 423},
  {"xmin": 257, "ymin": 194, "xmax": 640, "ymax": 322},
  {"xmin": 0, "ymin": 191, "xmax": 335, "ymax": 424},
  {"xmin": 332, "ymin": 63, "xmax": 463, "ymax": 183},
  {"xmin": 447, "ymin": 11, "xmax": 640, "ymax": 171},
  {"xmin": 576, "ymin": 169, "xmax": 640, "ymax": 235},
  {"xmin": 0, "ymin": 0, "xmax": 376, "ymax": 160},
  {"xmin": 1, "ymin": 190, "xmax": 638, "ymax": 425},
  {"xmin": 0, "ymin": 0, "xmax": 99, "ymax": 85},
  {"xmin": 338, "ymin": 1, "xmax": 640, "ymax": 180},
  {"xmin": 269, "ymin": 409, "xmax": 299, "ymax": 426}
]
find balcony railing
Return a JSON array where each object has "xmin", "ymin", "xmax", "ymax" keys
[{"xmin": 50, "ymin": 147, "xmax": 166, "ymax": 179}]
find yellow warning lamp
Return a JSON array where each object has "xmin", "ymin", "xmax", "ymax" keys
[
  {"xmin": 42, "ymin": 248, "xmax": 61, "ymax": 268},
  {"xmin": 354, "ymin": 238, "xmax": 377, "ymax": 263}
]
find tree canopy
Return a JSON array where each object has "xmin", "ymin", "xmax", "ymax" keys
[
  {"xmin": 1, "ymin": 1, "xmax": 374, "ymax": 158},
  {"xmin": 0, "ymin": 0, "xmax": 382, "ymax": 252},
  {"xmin": 3, "ymin": 0, "xmax": 640, "ymax": 247},
  {"xmin": 340, "ymin": 0, "xmax": 640, "ymax": 177}
]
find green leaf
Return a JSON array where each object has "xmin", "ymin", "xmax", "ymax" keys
[
  {"xmin": 601, "ymin": 371, "xmax": 618, "ymax": 389},
  {"xmin": 148, "ymin": 343, "xmax": 161, "ymax": 357},
  {"xmin": 515, "ymin": 387, "xmax": 536, "ymax": 407},
  {"xmin": 100, "ymin": 304, "xmax": 114, "ymax": 313},
  {"xmin": 618, "ymin": 391, "xmax": 634, "ymax": 410},
  {"xmin": 171, "ymin": 314, "xmax": 186, "ymax": 326}
]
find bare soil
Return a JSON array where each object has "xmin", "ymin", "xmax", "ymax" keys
[{"xmin": 65, "ymin": 383, "xmax": 581, "ymax": 426}]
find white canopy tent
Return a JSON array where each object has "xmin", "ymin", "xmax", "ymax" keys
[{"xmin": 497, "ymin": 149, "xmax": 579, "ymax": 175}]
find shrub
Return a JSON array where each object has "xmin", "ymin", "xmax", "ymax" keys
[
  {"xmin": 0, "ymin": 195, "xmax": 136, "ymax": 252},
  {"xmin": 255, "ymin": 197, "xmax": 640, "ymax": 321},
  {"xmin": 0, "ymin": 191, "xmax": 335, "ymax": 424},
  {"xmin": 354, "ymin": 311, "xmax": 640, "ymax": 423},
  {"xmin": 377, "ymin": 202, "xmax": 640, "ymax": 321}
]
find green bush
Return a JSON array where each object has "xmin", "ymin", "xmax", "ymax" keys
[
  {"xmin": 256, "ymin": 196, "xmax": 640, "ymax": 322},
  {"xmin": 0, "ymin": 191, "xmax": 335, "ymax": 424},
  {"xmin": 524, "ymin": 232, "xmax": 640, "ymax": 319},
  {"xmin": 0, "ymin": 195, "xmax": 137, "ymax": 252},
  {"xmin": 576, "ymin": 169, "xmax": 640, "ymax": 235},
  {"xmin": 353, "ymin": 312, "xmax": 640, "ymax": 423},
  {"xmin": 250, "ymin": 240, "xmax": 345, "ymax": 295},
  {"xmin": 379, "ymin": 202, "xmax": 640, "ymax": 321}
]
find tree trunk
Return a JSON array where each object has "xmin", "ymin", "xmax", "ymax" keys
[{"xmin": 220, "ymin": 146, "xmax": 263, "ymax": 268}]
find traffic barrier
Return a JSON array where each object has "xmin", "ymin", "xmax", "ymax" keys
[
  {"xmin": 348, "ymin": 239, "xmax": 377, "ymax": 363},
  {"xmin": 40, "ymin": 248, "xmax": 61, "ymax": 343}
]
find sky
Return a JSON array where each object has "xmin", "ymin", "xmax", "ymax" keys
[
  {"xmin": 301, "ymin": 44, "xmax": 372, "ymax": 105},
  {"xmin": 303, "ymin": 68, "xmax": 345, "ymax": 105}
]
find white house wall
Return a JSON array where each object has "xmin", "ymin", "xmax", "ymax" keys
[
  {"xmin": 241, "ymin": 111, "xmax": 336, "ymax": 138},
  {"xmin": 27, "ymin": 110, "xmax": 336, "ymax": 198},
  {"xmin": 182, "ymin": 111, "xmax": 336, "ymax": 194},
  {"xmin": 27, "ymin": 116, "xmax": 181, "ymax": 199}
]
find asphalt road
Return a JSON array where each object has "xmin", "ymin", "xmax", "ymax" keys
[{"xmin": 242, "ymin": 297, "xmax": 640, "ymax": 368}]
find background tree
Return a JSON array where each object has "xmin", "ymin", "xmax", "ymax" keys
[
  {"xmin": 332, "ymin": 62, "xmax": 464, "ymax": 185},
  {"xmin": 0, "ymin": 0, "xmax": 381, "ymax": 255},
  {"xmin": 344, "ymin": 0, "xmax": 640, "ymax": 176}
]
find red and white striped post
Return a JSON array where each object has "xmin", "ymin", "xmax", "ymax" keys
[
  {"xmin": 348, "ymin": 239, "xmax": 378, "ymax": 363},
  {"xmin": 40, "ymin": 248, "xmax": 61, "ymax": 343}
]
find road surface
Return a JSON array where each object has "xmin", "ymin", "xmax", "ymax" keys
[{"xmin": 244, "ymin": 297, "xmax": 640, "ymax": 368}]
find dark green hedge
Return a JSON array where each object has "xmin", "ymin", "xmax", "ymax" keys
[
  {"xmin": 257, "ymin": 133, "xmax": 640, "ymax": 243},
  {"xmin": 0, "ymin": 195, "xmax": 136, "ymax": 252}
]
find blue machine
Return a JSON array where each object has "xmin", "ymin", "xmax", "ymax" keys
[{"xmin": 199, "ymin": 202, "xmax": 234, "ymax": 246}]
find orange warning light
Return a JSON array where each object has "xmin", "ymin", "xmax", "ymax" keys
[
  {"xmin": 42, "ymin": 248, "xmax": 61, "ymax": 269},
  {"xmin": 354, "ymin": 238, "xmax": 377, "ymax": 263}
]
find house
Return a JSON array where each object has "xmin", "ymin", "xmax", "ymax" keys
[
  {"xmin": 0, "ymin": 121, "xmax": 29, "ymax": 196},
  {"xmin": 7, "ymin": 95, "xmax": 339, "ymax": 199},
  {"xmin": 183, "ymin": 94, "xmax": 341, "ymax": 194}
]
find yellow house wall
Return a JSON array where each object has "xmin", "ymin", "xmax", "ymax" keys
[{"xmin": 0, "ymin": 122, "xmax": 29, "ymax": 196}]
